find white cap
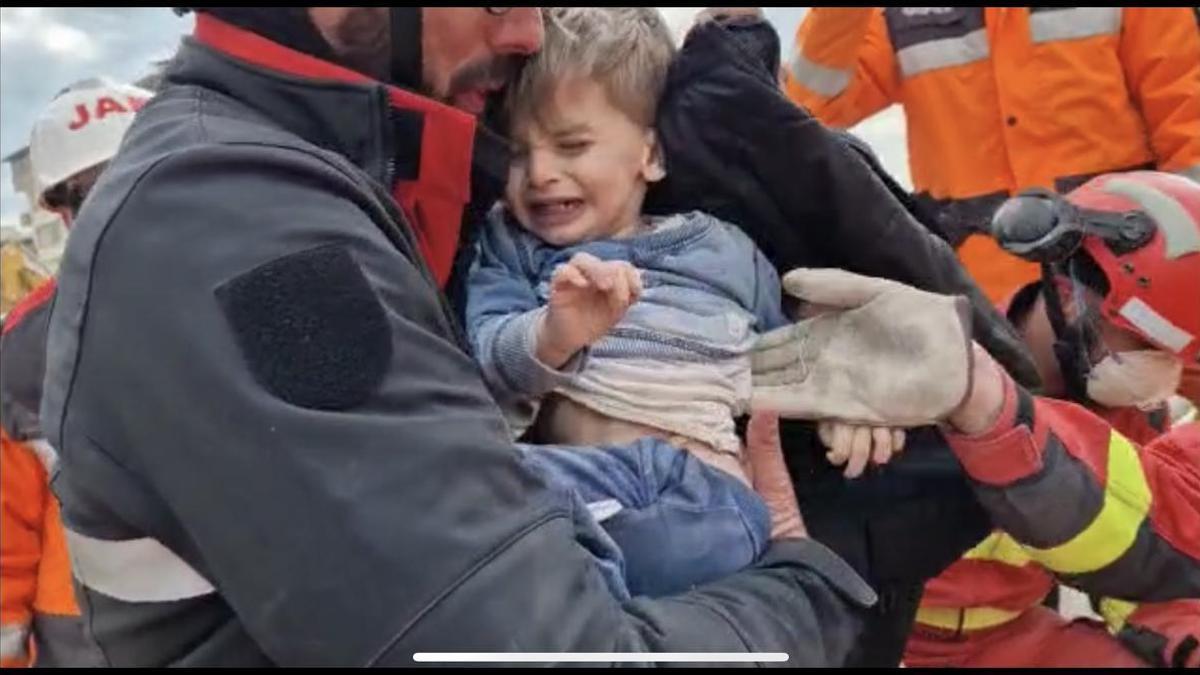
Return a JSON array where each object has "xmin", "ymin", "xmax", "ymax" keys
[{"xmin": 29, "ymin": 77, "xmax": 153, "ymax": 201}]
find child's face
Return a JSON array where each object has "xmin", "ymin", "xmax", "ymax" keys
[{"xmin": 506, "ymin": 76, "xmax": 665, "ymax": 246}]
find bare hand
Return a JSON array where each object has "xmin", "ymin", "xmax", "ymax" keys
[{"xmin": 817, "ymin": 421, "xmax": 906, "ymax": 479}]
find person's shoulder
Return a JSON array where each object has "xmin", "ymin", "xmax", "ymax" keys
[
  {"xmin": 1, "ymin": 278, "xmax": 56, "ymax": 341},
  {"xmin": 674, "ymin": 209, "xmax": 766, "ymax": 256},
  {"xmin": 67, "ymin": 128, "xmax": 403, "ymax": 315},
  {"xmin": 141, "ymin": 82, "xmax": 324, "ymax": 157},
  {"xmin": 0, "ymin": 278, "xmax": 56, "ymax": 440},
  {"xmin": 106, "ymin": 120, "xmax": 375, "ymax": 243},
  {"xmin": 127, "ymin": 83, "xmax": 368, "ymax": 200}
]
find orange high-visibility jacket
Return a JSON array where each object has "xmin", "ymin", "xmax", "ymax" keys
[
  {"xmin": 784, "ymin": 7, "xmax": 1200, "ymax": 302},
  {"xmin": 0, "ymin": 431, "xmax": 81, "ymax": 668},
  {"xmin": 1, "ymin": 280, "xmax": 97, "ymax": 668}
]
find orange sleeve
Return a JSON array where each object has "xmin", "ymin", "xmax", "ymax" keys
[
  {"xmin": 1, "ymin": 431, "xmax": 46, "ymax": 668},
  {"xmin": 782, "ymin": 8, "xmax": 900, "ymax": 128},
  {"xmin": 1119, "ymin": 7, "xmax": 1200, "ymax": 176}
]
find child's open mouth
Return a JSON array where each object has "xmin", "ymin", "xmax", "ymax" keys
[{"xmin": 530, "ymin": 198, "xmax": 584, "ymax": 226}]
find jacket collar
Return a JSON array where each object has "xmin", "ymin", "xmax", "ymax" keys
[
  {"xmin": 184, "ymin": 13, "xmax": 477, "ymax": 189},
  {"xmin": 168, "ymin": 14, "xmax": 510, "ymax": 288}
]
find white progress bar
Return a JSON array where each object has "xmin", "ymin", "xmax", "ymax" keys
[{"xmin": 413, "ymin": 652, "xmax": 789, "ymax": 663}]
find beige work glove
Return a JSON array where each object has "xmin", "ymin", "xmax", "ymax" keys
[{"xmin": 751, "ymin": 268, "xmax": 974, "ymax": 426}]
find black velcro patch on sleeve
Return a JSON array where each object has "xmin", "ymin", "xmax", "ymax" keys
[{"xmin": 216, "ymin": 244, "xmax": 392, "ymax": 411}]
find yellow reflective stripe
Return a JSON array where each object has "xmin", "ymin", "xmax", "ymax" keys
[
  {"xmin": 1099, "ymin": 597, "xmax": 1139, "ymax": 634},
  {"xmin": 963, "ymin": 531, "xmax": 1033, "ymax": 567},
  {"xmin": 1027, "ymin": 432, "xmax": 1151, "ymax": 574},
  {"xmin": 915, "ymin": 606, "xmax": 1024, "ymax": 631}
]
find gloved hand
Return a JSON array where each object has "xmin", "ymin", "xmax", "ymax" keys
[{"xmin": 751, "ymin": 268, "xmax": 974, "ymax": 426}]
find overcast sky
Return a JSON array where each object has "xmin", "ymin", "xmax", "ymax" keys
[{"xmin": 0, "ymin": 7, "xmax": 909, "ymax": 220}]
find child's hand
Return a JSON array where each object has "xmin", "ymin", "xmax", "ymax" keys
[
  {"xmin": 818, "ymin": 421, "xmax": 906, "ymax": 479},
  {"xmin": 536, "ymin": 253, "xmax": 643, "ymax": 368}
]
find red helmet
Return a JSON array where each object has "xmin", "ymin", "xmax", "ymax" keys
[{"xmin": 1067, "ymin": 171, "xmax": 1200, "ymax": 366}]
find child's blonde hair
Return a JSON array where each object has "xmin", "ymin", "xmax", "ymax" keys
[{"xmin": 506, "ymin": 7, "xmax": 676, "ymax": 128}]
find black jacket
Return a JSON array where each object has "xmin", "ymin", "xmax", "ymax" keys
[
  {"xmin": 648, "ymin": 19, "xmax": 1001, "ymax": 666},
  {"xmin": 648, "ymin": 19, "xmax": 1040, "ymax": 391},
  {"xmin": 38, "ymin": 32, "xmax": 875, "ymax": 667}
]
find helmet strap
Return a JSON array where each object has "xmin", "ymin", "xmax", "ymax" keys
[{"xmin": 1041, "ymin": 262, "xmax": 1097, "ymax": 404}]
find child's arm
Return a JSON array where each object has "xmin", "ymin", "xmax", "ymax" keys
[
  {"xmin": 466, "ymin": 218, "xmax": 642, "ymax": 407},
  {"xmin": 750, "ymin": 247, "xmax": 791, "ymax": 332},
  {"xmin": 465, "ymin": 216, "xmax": 588, "ymax": 409}
]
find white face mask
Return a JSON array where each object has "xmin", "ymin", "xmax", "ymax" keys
[{"xmin": 1086, "ymin": 350, "xmax": 1183, "ymax": 411}]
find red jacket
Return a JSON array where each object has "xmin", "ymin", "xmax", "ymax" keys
[{"xmin": 917, "ymin": 354, "xmax": 1200, "ymax": 666}]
